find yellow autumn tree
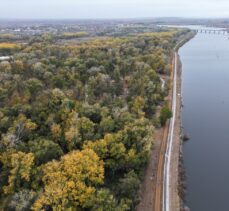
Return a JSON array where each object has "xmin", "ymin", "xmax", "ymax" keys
[
  {"xmin": 33, "ymin": 149, "xmax": 104, "ymax": 210},
  {"xmin": 83, "ymin": 133, "xmax": 126, "ymax": 169},
  {"xmin": 63, "ymin": 111, "xmax": 79, "ymax": 150},
  {"xmin": 65, "ymin": 126, "xmax": 78, "ymax": 150},
  {"xmin": 2, "ymin": 152, "xmax": 34, "ymax": 194},
  {"xmin": 51, "ymin": 123, "xmax": 62, "ymax": 140},
  {"xmin": 131, "ymin": 96, "xmax": 145, "ymax": 117},
  {"xmin": 13, "ymin": 60, "xmax": 24, "ymax": 73}
]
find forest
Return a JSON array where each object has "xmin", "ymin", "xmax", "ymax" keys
[{"xmin": 0, "ymin": 26, "xmax": 189, "ymax": 210}]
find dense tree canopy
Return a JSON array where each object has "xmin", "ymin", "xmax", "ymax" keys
[{"xmin": 0, "ymin": 27, "xmax": 189, "ymax": 210}]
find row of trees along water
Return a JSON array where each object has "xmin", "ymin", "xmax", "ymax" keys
[{"xmin": 0, "ymin": 28, "xmax": 189, "ymax": 210}]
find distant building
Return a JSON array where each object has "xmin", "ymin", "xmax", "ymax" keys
[{"xmin": 0, "ymin": 56, "xmax": 13, "ymax": 61}]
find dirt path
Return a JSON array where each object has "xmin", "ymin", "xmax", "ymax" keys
[
  {"xmin": 136, "ymin": 31, "xmax": 196, "ymax": 211},
  {"xmin": 137, "ymin": 52, "xmax": 181, "ymax": 211},
  {"xmin": 136, "ymin": 53, "xmax": 175, "ymax": 211},
  {"xmin": 136, "ymin": 125, "xmax": 166, "ymax": 211}
]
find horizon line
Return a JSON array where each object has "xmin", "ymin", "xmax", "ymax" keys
[{"xmin": 1, "ymin": 16, "xmax": 229, "ymax": 21}]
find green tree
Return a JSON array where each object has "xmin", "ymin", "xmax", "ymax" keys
[
  {"xmin": 159, "ymin": 106, "xmax": 172, "ymax": 126},
  {"xmin": 117, "ymin": 170, "xmax": 140, "ymax": 199},
  {"xmin": 89, "ymin": 189, "xmax": 131, "ymax": 211},
  {"xmin": 78, "ymin": 117, "xmax": 95, "ymax": 141},
  {"xmin": 25, "ymin": 78, "xmax": 43, "ymax": 97},
  {"xmin": 26, "ymin": 139, "xmax": 64, "ymax": 165}
]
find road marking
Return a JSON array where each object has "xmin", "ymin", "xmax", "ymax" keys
[
  {"xmin": 163, "ymin": 52, "xmax": 177, "ymax": 211},
  {"xmin": 154, "ymin": 39, "xmax": 187, "ymax": 211}
]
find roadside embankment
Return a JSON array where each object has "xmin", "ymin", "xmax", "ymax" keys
[
  {"xmin": 170, "ymin": 31, "xmax": 196, "ymax": 211},
  {"xmin": 136, "ymin": 31, "xmax": 196, "ymax": 211}
]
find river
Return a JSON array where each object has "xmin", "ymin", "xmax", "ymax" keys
[{"xmin": 179, "ymin": 27, "xmax": 229, "ymax": 210}]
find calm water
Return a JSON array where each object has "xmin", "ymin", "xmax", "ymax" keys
[{"xmin": 180, "ymin": 31, "xmax": 229, "ymax": 210}]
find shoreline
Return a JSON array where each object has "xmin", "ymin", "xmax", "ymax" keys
[
  {"xmin": 136, "ymin": 31, "xmax": 196, "ymax": 211},
  {"xmin": 171, "ymin": 32, "xmax": 196, "ymax": 211},
  {"xmin": 169, "ymin": 52, "xmax": 182, "ymax": 210},
  {"xmin": 177, "ymin": 52, "xmax": 188, "ymax": 211}
]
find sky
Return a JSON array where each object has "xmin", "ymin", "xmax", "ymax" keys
[{"xmin": 0, "ymin": 0, "xmax": 229, "ymax": 19}]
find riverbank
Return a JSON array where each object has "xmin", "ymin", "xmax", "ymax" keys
[
  {"xmin": 169, "ymin": 53, "xmax": 182, "ymax": 210},
  {"xmin": 170, "ymin": 32, "xmax": 196, "ymax": 211},
  {"xmin": 136, "ymin": 31, "xmax": 196, "ymax": 211}
]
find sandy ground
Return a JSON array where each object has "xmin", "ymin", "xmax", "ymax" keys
[{"xmin": 136, "ymin": 126, "xmax": 164, "ymax": 211}]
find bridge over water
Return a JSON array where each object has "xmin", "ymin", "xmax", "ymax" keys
[{"xmin": 195, "ymin": 29, "xmax": 228, "ymax": 35}]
